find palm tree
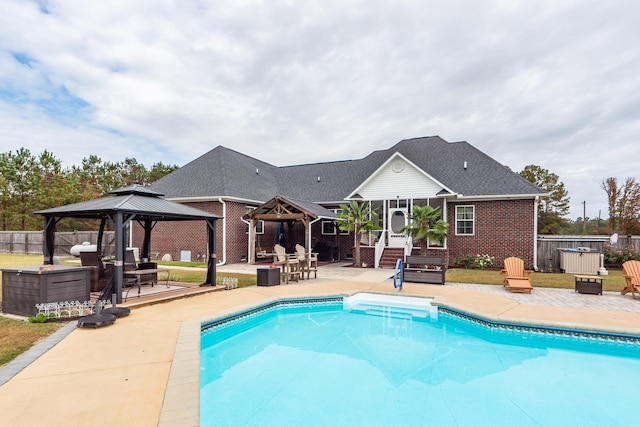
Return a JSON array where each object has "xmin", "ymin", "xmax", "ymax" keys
[
  {"xmin": 338, "ymin": 201, "xmax": 381, "ymax": 267},
  {"xmin": 402, "ymin": 205, "xmax": 448, "ymax": 256}
]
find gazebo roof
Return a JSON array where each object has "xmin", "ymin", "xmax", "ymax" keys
[
  {"xmin": 36, "ymin": 184, "xmax": 222, "ymax": 221},
  {"xmin": 242, "ymin": 195, "xmax": 340, "ymax": 221}
]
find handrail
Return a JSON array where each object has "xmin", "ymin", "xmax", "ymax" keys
[
  {"xmin": 374, "ymin": 231, "xmax": 387, "ymax": 268},
  {"xmin": 393, "ymin": 258, "xmax": 403, "ymax": 290},
  {"xmin": 405, "ymin": 236, "xmax": 413, "ymax": 258}
]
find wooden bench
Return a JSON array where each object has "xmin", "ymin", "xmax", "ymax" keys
[{"xmin": 403, "ymin": 255, "xmax": 446, "ymax": 285}]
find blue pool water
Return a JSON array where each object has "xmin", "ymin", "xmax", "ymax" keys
[{"xmin": 200, "ymin": 296, "xmax": 640, "ymax": 426}]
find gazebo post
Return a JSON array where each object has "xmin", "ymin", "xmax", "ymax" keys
[
  {"xmin": 142, "ymin": 219, "xmax": 152, "ymax": 260},
  {"xmin": 205, "ymin": 219, "xmax": 217, "ymax": 285},
  {"xmin": 42, "ymin": 216, "xmax": 56, "ymax": 265},
  {"xmin": 302, "ymin": 217, "xmax": 310, "ymax": 254},
  {"xmin": 114, "ymin": 212, "xmax": 125, "ymax": 304},
  {"xmin": 97, "ymin": 217, "xmax": 107, "ymax": 256}
]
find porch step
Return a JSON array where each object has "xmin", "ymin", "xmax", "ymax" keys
[{"xmin": 379, "ymin": 248, "xmax": 405, "ymax": 268}]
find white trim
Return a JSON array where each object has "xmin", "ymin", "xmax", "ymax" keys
[
  {"xmin": 347, "ymin": 152, "xmax": 455, "ymax": 199},
  {"xmin": 217, "ymin": 198, "xmax": 227, "ymax": 266},
  {"xmin": 321, "ymin": 221, "xmax": 336, "ymax": 235},
  {"xmin": 533, "ymin": 196, "xmax": 539, "ymax": 271},
  {"xmin": 166, "ymin": 196, "xmax": 266, "ymax": 205},
  {"xmin": 245, "ymin": 207, "xmax": 264, "ymax": 234},
  {"xmin": 453, "ymin": 193, "xmax": 545, "ymax": 201},
  {"xmin": 455, "ymin": 205, "xmax": 475, "ymax": 236}
]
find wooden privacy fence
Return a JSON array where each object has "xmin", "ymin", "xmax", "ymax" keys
[
  {"xmin": 0, "ymin": 231, "xmax": 115, "ymax": 256},
  {"xmin": 537, "ymin": 235, "xmax": 639, "ymax": 272}
]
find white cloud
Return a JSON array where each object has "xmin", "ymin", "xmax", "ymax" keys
[{"xmin": 1, "ymin": 0, "xmax": 639, "ymax": 218}]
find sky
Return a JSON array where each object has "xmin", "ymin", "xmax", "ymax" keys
[{"xmin": 1, "ymin": 0, "xmax": 639, "ymax": 219}]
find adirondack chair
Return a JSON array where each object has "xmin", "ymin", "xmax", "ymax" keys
[
  {"xmin": 621, "ymin": 260, "xmax": 640, "ymax": 299},
  {"xmin": 295, "ymin": 244, "xmax": 318, "ymax": 279},
  {"xmin": 500, "ymin": 256, "xmax": 533, "ymax": 293},
  {"xmin": 273, "ymin": 244, "xmax": 300, "ymax": 283}
]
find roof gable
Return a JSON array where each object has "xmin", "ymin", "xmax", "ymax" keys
[{"xmin": 348, "ymin": 152, "xmax": 455, "ymax": 200}]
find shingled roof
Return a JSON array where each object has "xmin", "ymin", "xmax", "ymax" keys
[{"xmin": 150, "ymin": 136, "xmax": 543, "ymax": 203}]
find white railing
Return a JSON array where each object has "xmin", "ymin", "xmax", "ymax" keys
[
  {"xmin": 374, "ymin": 231, "xmax": 387, "ymax": 268},
  {"xmin": 405, "ymin": 236, "xmax": 413, "ymax": 258}
]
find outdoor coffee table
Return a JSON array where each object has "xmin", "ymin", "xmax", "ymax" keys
[
  {"xmin": 574, "ymin": 275, "xmax": 603, "ymax": 295},
  {"xmin": 124, "ymin": 268, "xmax": 170, "ymax": 297}
]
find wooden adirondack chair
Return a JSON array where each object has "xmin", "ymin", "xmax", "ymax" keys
[
  {"xmin": 500, "ymin": 256, "xmax": 533, "ymax": 293},
  {"xmin": 273, "ymin": 244, "xmax": 300, "ymax": 283},
  {"xmin": 621, "ymin": 260, "xmax": 640, "ymax": 299},
  {"xmin": 295, "ymin": 244, "xmax": 318, "ymax": 279}
]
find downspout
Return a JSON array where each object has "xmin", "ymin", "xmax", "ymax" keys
[
  {"xmin": 217, "ymin": 198, "xmax": 227, "ymax": 267},
  {"xmin": 240, "ymin": 215, "xmax": 250, "ymax": 264},
  {"xmin": 309, "ymin": 217, "xmax": 322, "ymax": 254},
  {"xmin": 533, "ymin": 196, "xmax": 539, "ymax": 271}
]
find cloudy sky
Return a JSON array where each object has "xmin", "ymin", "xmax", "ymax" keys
[{"xmin": 1, "ymin": 0, "xmax": 638, "ymax": 219}]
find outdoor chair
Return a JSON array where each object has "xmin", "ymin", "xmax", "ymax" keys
[
  {"xmin": 500, "ymin": 256, "xmax": 533, "ymax": 293},
  {"xmin": 80, "ymin": 251, "xmax": 113, "ymax": 292},
  {"xmin": 273, "ymin": 244, "xmax": 300, "ymax": 283},
  {"xmin": 295, "ymin": 244, "xmax": 318, "ymax": 279},
  {"xmin": 621, "ymin": 260, "xmax": 640, "ymax": 299}
]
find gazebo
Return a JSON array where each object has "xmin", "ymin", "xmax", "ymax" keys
[
  {"xmin": 36, "ymin": 184, "xmax": 222, "ymax": 303},
  {"xmin": 243, "ymin": 195, "xmax": 341, "ymax": 264}
]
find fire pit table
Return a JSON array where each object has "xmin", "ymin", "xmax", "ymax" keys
[{"xmin": 574, "ymin": 275, "xmax": 604, "ymax": 295}]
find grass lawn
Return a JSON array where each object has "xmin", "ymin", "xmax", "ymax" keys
[{"xmin": 445, "ymin": 267, "xmax": 627, "ymax": 293}]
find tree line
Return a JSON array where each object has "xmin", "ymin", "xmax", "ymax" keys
[
  {"xmin": 519, "ymin": 165, "xmax": 640, "ymax": 235},
  {"xmin": 0, "ymin": 148, "xmax": 177, "ymax": 231},
  {"xmin": 1, "ymin": 147, "xmax": 638, "ymax": 235}
]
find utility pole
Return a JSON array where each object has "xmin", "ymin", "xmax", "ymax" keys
[{"xmin": 582, "ymin": 201, "xmax": 586, "ymax": 234}]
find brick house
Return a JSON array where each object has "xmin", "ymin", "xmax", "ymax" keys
[{"xmin": 138, "ymin": 136, "xmax": 545, "ymax": 269}]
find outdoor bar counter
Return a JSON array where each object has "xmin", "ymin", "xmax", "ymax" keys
[{"xmin": 1, "ymin": 265, "xmax": 90, "ymax": 316}]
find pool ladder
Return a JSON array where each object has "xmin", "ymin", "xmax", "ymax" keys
[{"xmin": 393, "ymin": 258, "xmax": 403, "ymax": 290}]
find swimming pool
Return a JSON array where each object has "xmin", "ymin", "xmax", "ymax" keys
[{"xmin": 200, "ymin": 294, "xmax": 640, "ymax": 426}]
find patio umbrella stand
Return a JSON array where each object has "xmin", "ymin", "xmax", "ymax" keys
[
  {"xmin": 102, "ymin": 294, "xmax": 131, "ymax": 318},
  {"xmin": 77, "ymin": 300, "xmax": 116, "ymax": 329}
]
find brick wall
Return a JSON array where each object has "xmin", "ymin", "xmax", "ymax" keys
[
  {"xmin": 133, "ymin": 198, "xmax": 536, "ymax": 269},
  {"xmin": 446, "ymin": 199, "xmax": 536, "ymax": 269},
  {"xmin": 131, "ymin": 200, "xmax": 341, "ymax": 264},
  {"xmin": 132, "ymin": 200, "xmax": 223, "ymax": 262}
]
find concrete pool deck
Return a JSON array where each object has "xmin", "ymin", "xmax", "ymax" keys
[{"xmin": 1, "ymin": 262, "xmax": 640, "ymax": 426}]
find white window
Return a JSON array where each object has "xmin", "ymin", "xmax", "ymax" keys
[
  {"xmin": 334, "ymin": 209, "xmax": 349, "ymax": 235},
  {"xmin": 322, "ymin": 208, "xmax": 349, "ymax": 235},
  {"xmin": 245, "ymin": 207, "xmax": 264, "ymax": 234},
  {"xmin": 455, "ymin": 205, "xmax": 474, "ymax": 235},
  {"xmin": 322, "ymin": 221, "xmax": 336, "ymax": 235}
]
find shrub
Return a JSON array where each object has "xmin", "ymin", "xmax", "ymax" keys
[
  {"xmin": 453, "ymin": 254, "xmax": 476, "ymax": 269},
  {"xmin": 474, "ymin": 254, "xmax": 495, "ymax": 269},
  {"xmin": 453, "ymin": 253, "xmax": 494, "ymax": 269},
  {"xmin": 604, "ymin": 245, "xmax": 640, "ymax": 266}
]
